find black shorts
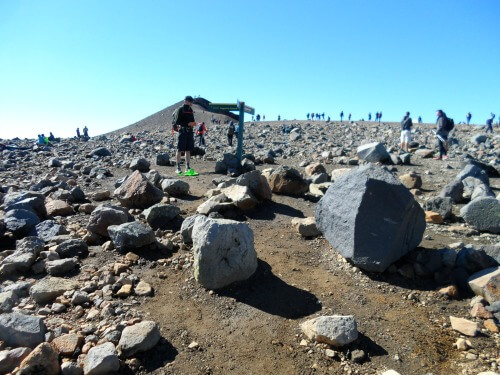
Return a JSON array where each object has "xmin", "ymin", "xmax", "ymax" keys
[{"xmin": 177, "ymin": 131, "xmax": 194, "ymax": 152}]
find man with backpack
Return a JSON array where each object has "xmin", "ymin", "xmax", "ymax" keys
[
  {"xmin": 400, "ymin": 112, "xmax": 413, "ymax": 152},
  {"xmin": 172, "ymin": 95, "xmax": 196, "ymax": 174},
  {"xmin": 434, "ymin": 109, "xmax": 453, "ymax": 160},
  {"xmin": 196, "ymin": 121, "xmax": 208, "ymax": 146},
  {"xmin": 466, "ymin": 112, "xmax": 472, "ymax": 125},
  {"xmin": 227, "ymin": 120, "xmax": 236, "ymax": 146}
]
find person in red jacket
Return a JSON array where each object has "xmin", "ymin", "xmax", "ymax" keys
[{"xmin": 196, "ymin": 121, "xmax": 208, "ymax": 146}]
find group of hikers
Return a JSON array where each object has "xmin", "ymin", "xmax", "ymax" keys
[
  {"xmin": 400, "ymin": 110, "xmax": 496, "ymax": 161},
  {"xmin": 36, "ymin": 132, "xmax": 58, "ymax": 145},
  {"xmin": 76, "ymin": 126, "xmax": 89, "ymax": 140}
]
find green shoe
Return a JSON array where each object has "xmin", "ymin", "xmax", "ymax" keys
[{"xmin": 184, "ymin": 168, "xmax": 199, "ymax": 176}]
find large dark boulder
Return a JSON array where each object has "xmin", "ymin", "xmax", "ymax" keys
[
  {"xmin": 267, "ymin": 166, "xmax": 308, "ymax": 196},
  {"xmin": 456, "ymin": 165, "xmax": 490, "ymax": 186},
  {"xmin": 315, "ymin": 165, "xmax": 426, "ymax": 272},
  {"xmin": 114, "ymin": 171, "xmax": 163, "ymax": 209},
  {"xmin": 424, "ymin": 196, "xmax": 453, "ymax": 219},
  {"xmin": 461, "ymin": 158, "xmax": 499, "ymax": 178}
]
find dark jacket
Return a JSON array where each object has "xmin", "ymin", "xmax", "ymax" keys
[
  {"xmin": 174, "ymin": 105, "xmax": 195, "ymax": 130},
  {"xmin": 401, "ymin": 116, "xmax": 412, "ymax": 131},
  {"xmin": 436, "ymin": 114, "xmax": 449, "ymax": 136}
]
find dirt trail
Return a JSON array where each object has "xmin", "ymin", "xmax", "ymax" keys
[{"xmin": 130, "ymin": 160, "xmax": 499, "ymax": 375}]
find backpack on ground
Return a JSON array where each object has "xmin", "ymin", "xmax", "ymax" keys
[{"xmin": 444, "ymin": 117, "xmax": 455, "ymax": 132}]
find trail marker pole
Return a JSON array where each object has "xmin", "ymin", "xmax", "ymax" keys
[{"xmin": 207, "ymin": 101, "xmax": 255, "ymax": 163}]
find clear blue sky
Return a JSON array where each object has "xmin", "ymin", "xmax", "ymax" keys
[{"xmin": 1, "ymin": 0, "xmax": 498, "ymax": 139}]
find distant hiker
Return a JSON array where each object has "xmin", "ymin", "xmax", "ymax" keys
[
  {"xmin": 348, "ymin": 113, "xmax": 352, "ymax": 121},
  {"xmin": 486, "ymin": 113, "xmax": 495, "ymax": 133},
  {"xmin": 311, "ymin": 113, "xmax": 315, "ymax": 121},
  {"xmin": 263, "ymin": 115, "xmax": 265, "ymax": 120},
  {"xmin": 434, "ymin": 109, "xmax": 451, "ymax": 160},
  {"xmin": 278, "ymin": 115, "xmax": 281, "ymax": 121},
  {"xmin": 37, "ymin": 134, "xmax": 45, "ymax": 145},
  {"xmin": 196, "ymin": 121, "xmax": 208, "ymax": 146},
  {"xmin": 368, "ymin": 112, "xmax": 372, "ymax": 121},
  {"xmin": 327, "ymin": 116, "xmax": 330, "ymax": 122},
  {"xmin": 378, "ymin": 112, "xmax": 382, "ymax": 123},
  {"xmin": 466, "ymin": 112, "xmax": 472, "ymax": 125},
  {"xmin": 340, "ymin": 111, "xmax": 344, "ymax": 122},
  {"xmin": 83, "ymin": 126, "xmax": 89, "ymax": 139},
  {"xmin": 375, "ymin": 112, "xmax": 379, "ymax": 122},
  {"xmin": 227, "ymin": 120, "xmax": 236, "ymax": 146},
  {"xmin": 172, "ymin": 95, "xmax": 196, "ymax": 174},
  {"xmin": 256, "ymin": 114, "xmax": 261, "ymax": 121},
  {"xmin": 400, "ymin": 112, "xmax": 413, "ymax": 152},
  {"xmin": 418, "ymin": 116, "xmax": 422, "ymax": 124},
  {"xmin": 306, "ymin": 113, "xmax": 310, "ymax": 120},
  {"xmin": 76, "ymin": 128, "xmax": 81, "ymax": 138},
  {"xmin": 48, "ymin": 132, "xmax": 55, "ymax": 141},
  {"xmin": 322, "ymin": 113, "xmax": 325, "ymax": 120}
]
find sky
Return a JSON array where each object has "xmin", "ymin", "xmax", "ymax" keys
[{"xmin": 0, "ymin": 0, "xmax": 499, "ymax": 139}]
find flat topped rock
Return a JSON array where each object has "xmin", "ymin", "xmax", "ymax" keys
[
  {"xmin": 450, "ymin": 316, "xmax": 479, "ymax": 336},
  {"xmin": 30, "ymin": 277, "xmax": 79, "ymax": 304},
  {"xmin": 0, "ymin": 313, "xmax": 46, "ymax": 348}
]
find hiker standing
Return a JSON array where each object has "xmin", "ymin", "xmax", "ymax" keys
[
  {"xmin": 418, "ymin": 116, "xmax": 422, "ymax": 124},
  {"xmin": 466, "ymin": 112, "xmax": 472, "ymax": 125},
  {"xmin": 378, "ymin": 112, "xmax": 383, "ymax": 123},
  {"xmin": 340, "ymin": 111, "xmax": 344, "ymax": 122},
  {"xmin": 400, "ymin": 112, "xmax": 413, "ymax": 152},
  {"xmin": 196, "ymin": 121, "xmax": 208, "ymax": 146},
  {"xmin": 434, "ymin": 109, "xmax": 450, "ymax": 160},
  {"xmin": 486, "ymin": 113, "xmax": 495, "ymax": 133},
  {"xmin": 368, "ymin": 112, "xmax": 372, "ymax": 121},
  {"xmin": 172, "ymin": 95, "xmax": 196, "ymax": 174},
  {"xmin": 348, "ymin": 113, "xmax": 352, "ymax": 121},
  {"xmin": 227, "ymin": 121, "xmax": 236, "ymax": 146},
  {"xmin": 76, "ymin": 128, "xmax": 81, "ymax": 138}
]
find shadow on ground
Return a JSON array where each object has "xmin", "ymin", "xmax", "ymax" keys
[
  {"xmin": 245, "ymin": 200, "xmax": 305, "ymax": 221},
  {"xmin": 120, "ymin": 338, "xmax": 178, "ymax": 374},
  {"xmin": 218, "ymin": 259, "xmax": 321, "ymax": 319}
]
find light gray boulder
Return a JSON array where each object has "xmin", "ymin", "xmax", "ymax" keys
[
  {"xmin": 180, "ymin": 215, "xmax": 208, "ymax": 243},
  {"xmin": 0, "ymin": 347, "xmax": 32, "ymax": 374},
  {"xmin": 87, "ymin": 205, "xmax": 128, "ymax": 237},
  {"xmin": 356, "ymin": 142, "xmax": 391, "ymax": 163},
  {"xmin": 0, "ymin": 237, "xmax": 44, "ymax": 277},
  {"xmin": 460, "ymin": 197, "xmax": 500, "ymax": 233},
  {"xmin": 456, "ymin": 164, "xmax": 489, "ymax": 186},
  {"xmin": 84, "ymin": 342, "xmax": 120, "ymax": 375},
  {"xmin": 315, "ymin": 165, "xmax": 426, "ymax": 272},
  {"xmin": 0, "ymin": 313, "xmax": 46, "ymax": 348},
  {"xmin": 117, "ymin": 321, "xmax": 161, "ymax": 358},
  {"xmin": 300, "ymin": 315, "xmax": 358, "ymax": 346},
  {"xmin": 192, "ymin": 218, "xmax": 257, "ymax": 289},
  {"xmin": 108, "ymin": 221, "xmax": 156, "ymax": 251},
  {"xmin": 161, "ymin": 178, "xmax": 190, "ymax": 196}
]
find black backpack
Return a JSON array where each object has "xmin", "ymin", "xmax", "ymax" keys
[{"xmin": 444, "ymin": 117, "xmax": 455, "ymax": 131}]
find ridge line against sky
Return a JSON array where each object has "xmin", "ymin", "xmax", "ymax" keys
[{"xmin": 0, "ymin": 0, "xmax": 499, "ymax": 139}]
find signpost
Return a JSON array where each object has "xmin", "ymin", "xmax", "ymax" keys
[{"xmin": 208, "ymin": 100, "xmax": 255, "ymax": 162}]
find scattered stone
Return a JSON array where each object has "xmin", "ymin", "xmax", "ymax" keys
[
  {"xmin": 300, "ymin": 315, "xmax": 358, "ymax": 346},
  {"xmin": 35, "ymin": 220, "xmax": 69, "ymax": 242},
  {"xmin": 129, "ymin": 158, "xmax": 150, "ymax": 172},
  {"xmin": 114, "ymin": 170, "xmax": 163, "ymax": 208},
  {"xmin": 425, "ymin": 211, "xmax": 444, "ymax": 224},
  {"xmin": 267, "ymin": 166, "xmax": 308, "ymax": 196},
  {"xmin": 0, "ymin": 347, "xmax": 32, "ymax": 374},
  {"xmin": 46, "ymin": 257, "xmax": 78, "ymax": 275},
  {"xmin": 46, "ymin": 199, "xmax": 74, "ymax": 216},
  {"xmin": 87, "ymin": 205, "xmax": 128, "ymax": 237},
  {"xmin": 291, "ymin": 217, "xmax": 321, "ymax": 237},
  {"xmin": 460, "ymin": 197, "xmax": 500, "ymax": 234},
  {"xmin": 17, "ymin": 342, "xmax": 59, "ymax": 375},
  {"xmin": 30, "ymin": 277, "xmax": 79, "ymax": 304},
  {"xmin": 134, "ymin": 280, "xmax": 153, "ymax": 296},
  {"xmin": 117, "ymin": 321, "xmax": 161, "ymax": 357},
  {"xmin": 0, "ymin": 313, "xmax": 46, "ymax": 348},
  {"xmin": 356, "ymin": 142, "xmax": 391, "ymax": 163},
  {"xmin": 161, "ymin": 178, "xmax": 190, "ymax": 197},
  {"xmin": 424, "ymin": 196, "xmax": 453, "ymax": 219},
  {"xmin": 468, "ymin": 267, "xmax": 500, "ymax": 304},
  {"xmin": 399, "ymin": 172, "xmax": 422, "ymax": 189},
  {"xmin": 143, "ymin": 203, "xmax": 180, "ymax": 229},
  {"xmin": 449, "ymin": 316, "xmax": 479, "ymax": 336},
  {"xmin": 84, "ymin": 342, "xmax": 120, "ymax": 375},
  {"xmin": 108, "ymin": 221, "xmax": 156, "ymax": 252}
]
